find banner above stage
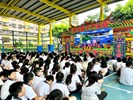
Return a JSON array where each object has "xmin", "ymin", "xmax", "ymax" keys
[{"xmin": 71, "ymin": 20, "xmax": 109, "ymax": 34}]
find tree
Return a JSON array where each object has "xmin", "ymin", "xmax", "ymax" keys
[
  {"xmin": 112, "ymin": 0, "xmax": 133, "ymax": 21},
  {"xmin": 52, "ymin": 23, "xmax": 69, "ymax": 38}
]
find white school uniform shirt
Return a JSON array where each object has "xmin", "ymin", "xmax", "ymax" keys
[
  {"xmin": 37, "ymin": 81, "xmax": 50, "ymax": 100},
  {"xmin": 0, "ymin": 80, "xmax": 15, "ymax": 99},
  {"xmin": 62, "ymin": 67, "xmax": 70, "ymax": 80},
  {"xmin": 116, "ymin": 62, "xmax": 122, "ymax": 69},
  {"xmin": 31, "ymin": 76, "xmax": 44, "ymax": 91},
  {"xmin": 16, "ymin": 72, "xmax": 23, "ymax": 82},
  {"xmin": 120, "ymin": 62, "xmax": 126, "ymax": 68},
  {"xmin": 51, "ymin": 82, "xmax": 69, "ymax": 98},
  {"xmin": 81, "ymin": 82, "xmax": 101, "ymax": 100},
  {"xmin": 75, "ymin": 62, "xmax": 82, "ymax": 76},
  {"xmin": 21, "ymin": 84, "xmax": 37, "ymax": 100},
  {"xmin": 59, "ymin": 60, "xmax": 66, "ymax": 70},
  {"xmin": 0, "ymin": 78, "xmax": 3, "ymax": 86},
  {"xmin": 66, "ymin": 74, "xmax": 81, "ymax": 92},
  {"xmin": 110, "ymin": 59, "xmax": 117, "ymax": 66},
  {"xmin": 5, "ymin": 60, "xmax": 14, "ymax": 69},
  {"xmin": 120, "ymin": 67, "xmax": 133, "ymax": 86},
  {"xmin": 92, "ymin": 64, "xmax": 101, "ymax": 73}
]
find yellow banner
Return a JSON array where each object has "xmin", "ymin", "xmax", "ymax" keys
[
  {"xmin": 2, "ymin": 17, "xmax": 9, "ymax": 30},
  {"xmin": 24, "ymin": 22, "xmax": 30, "ymax": 32}
]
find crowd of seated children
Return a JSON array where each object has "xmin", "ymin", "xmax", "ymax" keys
[{"xmin": 0, "ymin": 50, "xmax": 133, "ymax": 100}]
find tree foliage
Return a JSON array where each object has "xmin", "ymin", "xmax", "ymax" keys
[
  {"xmin": 112, "ymin": 0, "xmax": 133, "ymax": 21},
  {"xmin": 52, "ymin": 23, "xmax": 69, "ymax": 38}
]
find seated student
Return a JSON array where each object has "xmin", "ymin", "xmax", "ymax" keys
[
  {"xmin": 100, "ymin": 61, "xmax": 108, "ymax": 76},
  {"xmin": 81, "ymin": 71, "xmax": 107, "ymax": 100},
  {"xmin": 61, "ymin": 62, "xmax": 70, "ymax": 81},
  {"xmin": 1, "ymin": 70, "xmax": 16, "ymax": 100},
  {"xmin": 46, "ymin": 89, "xmax": 63, "ymax": 100},
  {"xmin": 51, "ymin": 72, "xmax": 70, "ymax": 99},
  {"xmin": 16, "ymin": 66, "xmax": 29, "ymax": 82},
  {"xmin": 22, "ymin": 73, "xmax": 38, "ymax": 100},
  {"xmin": 117, "ymin": 57, "xmax": 127, "ymax": 76},
  {"xmin": 65, "ymin": 64, "xmax": 82, "ymax": 94},
  {"xmin": 32, "ymin": 68, "xmax": 44, "ymax": 91},
  {"xmin": 92, "ymin": 59, "xmax": 101, "ymax": 73},
  {"xmin": 37, "ymin": 75, "xmax": 54, "ymax": 100},
  {"xmin": 114, "ymin": 58, "xmax": 122, "ymax": 72},
  {"xmin": 120, "ymin": 61, "xmax": 133, "ymax": 86},
  {"xmin": 5, "ymin": 82, "xmax": 26, "ymax": 100}
]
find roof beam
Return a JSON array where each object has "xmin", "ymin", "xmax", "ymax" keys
[
  {"xmin": 23, "ymin": 0, "xmax": 60, "ymax": 19},
  {"xmin": 40, "ymin": 0, "xmax": 75, "ymax": 16},
  {"xmin": 0, "ymin": 14, "xmax": 38, "ymax": 24},
  {"xmin": 0, "ymin": 0, "xmax": 20, "ymax": 14},
  {"xmin": 0, "ymin": 3, "xmax": 50, "ymax": 22}
]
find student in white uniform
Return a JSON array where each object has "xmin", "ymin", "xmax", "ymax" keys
[
  {"xmin": 1, "ymin": 70, "xmax": 16, "ymax": 100},
  {"xmin": 117, "ymin": 57, "xmax": 127, "ymax": 76},
  {"xmin": 62, "ymin": 62, "xmax": 70, "ymax": 80},
  {"xmin": 120, "ymin": 60, "xmax": 133, "ymax": 86},
  {"xmin": 81, "ymin": 71, "xmax": 107, "ymax": 100},
  {"xmin": 32, "ymin": 68, "xmax": 44, "ymax": 91},
  {"xmin": 37, "ymin": 75, "xmax": 54, "ymax": 100},
  {"xmin": 92, "ymin": 59, "xmax": 101, "ymax": 73},
  {"xmin": 65, "ymin": 64, "xmax": 82, "ymax": 94},
  {"xmin": 22, "ymin": 73, "xmax": 38, "ymax": 100},
  {"xmin": 51, "ymin": 72, "xmax": 70, "ymax": 99},
  {"xmin": 5, "ymin": 82, "xmax": 26, "ymax": 100}
]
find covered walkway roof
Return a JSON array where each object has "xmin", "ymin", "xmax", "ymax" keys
[{"xmin": 0, "ymin": 0, "xmax": 121, "ymax": 25}]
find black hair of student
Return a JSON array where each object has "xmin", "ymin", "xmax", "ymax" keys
[
  {"xmin": 122, "ymin": 57, "xmax": 127, "ymax": 63},
  {"xmin": 1, "ymin": 53, "xmax": 7, "ymax": 59},
  {"xmin": 101, "ymin": 61, "xmax": 107, "ymax": 68},
  {"xmin": 65, "ymin": 56, "xmax": 70, "ymax": 61},
  {"xmin": 14, "ymin": 64, "xmax": 20, "ymax": 71},
  {"xmin": 43, "ymin": 63, "xmax": 50, "ymax": 78},
  {"xmin": 60, "ymin": 56, "xmax": 65, "ymax": 62},
  {"xmin": 20, "ymin": 66, "xmax": 29, "ymax": 75},
  {"xmin": 112, "ymin": 56, "xmax": 115, "ymax": 59},
  {"xmin": 23, "ymin": 73, "xmax": 33, "ymax": 84},
  {"xmin": 83, "ymin": 54, "xmax": 88, "ymax": 62},
  {"xmin": 12, "ymin": 61, "xmax": 18, "ymax": 68},
  {"xmin": 53, "ymin": 57, "xmax": 59, "ymax": 64},
  {"xmin": 7, "ymin": 55, "xmax": 12, "ymax": 61},
  {"xmin": 52, "ymin": 64, "xmax": 60, "ymax": 75},
  {"xmin": 89, "ymin": 52, "xmax": 95, "ymax": 58},
  {"xmin": 39, "ymin": 58, "xmax": 44, "ymax": 67},
  {"xmin": 96, "ymin": 58, "xmax": 100, "ymax": 62},
  {"xmin": 126, "ymin": 60, "xmax": 132, "ymax": 67},
  {"xmin": 87, "ymin": 71, "xmax": 99, "ymax": 87},
  {"xmin": 48, "ymin": 53, "xmax": 54, "ymax": 59},
  {"xmin": 6, "ymin": 82, "xmax": 24, "ymax": 100},
  {"xmin": 105, "ymin": 56, "xmax": 109, "ymax": 61},
  {"xmin": 128, "ymin": 57, "xmax": 132, "ymax": 61},
  {"xmin": 6, "ymin": 70, "xmax": 15, "ymax": 78},
  {"xmin": 22, "ymin": 59, "xmax": 29, "ymax": 67},
  {"xmin": 101, "ymin": 56, "xmax": 105, "ymax": 62},
  {"xmin": 63, "ymin": 62, "xmax": 70, "ymax": 69},
  {"xmin": 117, "ymin": 57, "xmax": 121, "ymax": 62},
  {"xmin": 56, "ymin": 72, "xmax": 64, "ymax": 82},
  {"xmin": 33, "ymin": 67, "xmax": 42, "ymax": 76},
  {"xmin": 45, "ymin": 57, "xmax": 51, "ymax": 65},
  {"xmin": 65, "ymin": 51, "xmax": 67, "ymax": 56},
  {"xmin": 70, "ymin": 64, "xmax": 77, "ymax": 74},
  {"xmin": 86, "ymin": 62, "xmax": 94, "ymax": 77},
  {"xmin": 46, "ymin": 75, "xmax": 54, "ymax": 81},
  {"xmin": 46, "ymin": 89, "xmax": 63, "ymax": 100},
  {"xmin": 0, "ymin": 71, "xmax": 7, "ymax": 77},
  {"xmin": 65, "ymin": 64, "xmax": 77, "ymax": 85},
  {"xmin": 19, "ymin": 58, "xmax": 23, "ymax": 63}
]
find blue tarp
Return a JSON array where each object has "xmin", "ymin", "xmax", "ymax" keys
[{"xmin": 79, "ymin": 28, "xmax": 112, "ymax": 35}]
